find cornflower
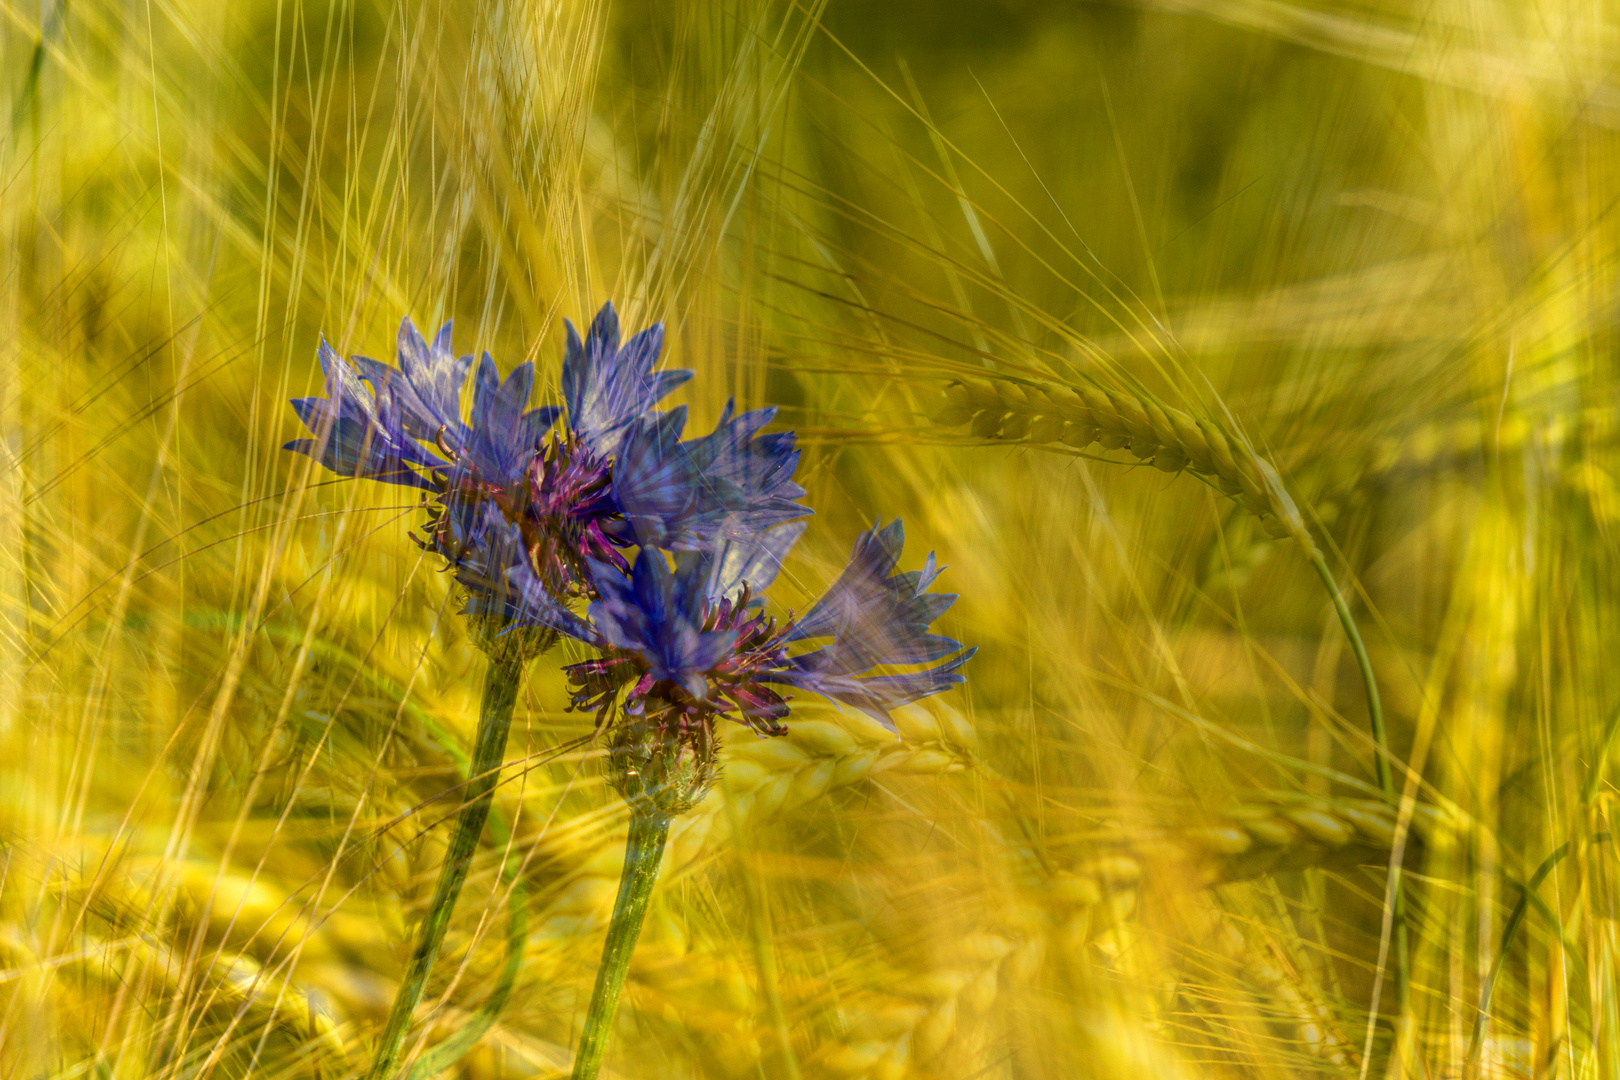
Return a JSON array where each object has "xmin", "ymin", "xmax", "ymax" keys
[
  {"xmin": 283, "ymin": 304, "xmax": 809, "ymax": 1080},
  {"xmin": 496, "ymin": 518, "xmax": 975, "ymax": 1079},
  {"xmin": 285, "ymin": 302, "xmax": 810, "ymax": 608}
]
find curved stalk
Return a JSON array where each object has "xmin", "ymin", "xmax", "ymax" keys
[
  {"xmin": 571, "ymin": 806, "xmax": 671, "ymax": 1080},
  {"xmin": 1308, "ymin": 550, "xmax": 1409, "ymax": 1021},
  {"xmin": 367, "ymin": 652, "xmax": 525, "ymax": 1080},
  {"xmin": 1307, "ymin": 551, "xmax": 1391, "ymax": 802}
]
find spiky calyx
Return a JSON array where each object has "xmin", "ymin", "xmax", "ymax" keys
[
  {"xmin": 605, "ymin": 709, "xmax": 721, "ymax": 817},
  {"xmin": 937, "ymin": 378, "xmax": 1317, "ymax": 553},
  {"xmin": 464, "ymin": 612, "xmax": 558, "ymax": 665}
]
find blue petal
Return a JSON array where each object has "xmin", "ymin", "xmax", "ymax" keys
[
  {"xmin": 611, "ymin": 410, "xmax": 706, "ymax": 548},
  {"xmin": 393, "ymin": 318, "xmax": 474, "ymax": 447},
  {"xmin": 706, "ymin": 521, "xmax": 807, "ymax": 600},
  {"xmin": 630, "ymin": 547, "xmax": 673, "ymax": 630},
  {"xmin": 759, "ymin": 518, "xmax": 973, "ymax": 722},
  {"xmin": 762, "ymin": 648, "xmax": 976, "ymax": 729},
  {"xmin": 610, "ymin": 403, "xmax": 810, "ymax": 552},
  {"xmin": 453, "ymin": 514, "xmax": 597, "ymax": 640},
  {"xmin": 583, "ymin": 547, "xmax": 738, "ymax": 688},
  {"xmin": 462, "ymin": 354, "xmax": 544, "ymax": 486},
  {"xmin": 561, "ymin": 302, "xmax": 692, "ymax": 456},
  {"xmin": 284, "ymin": 337, "xmax": 442, "ymax": 488},
  {"xmin": 786, "ymin": 519, "xmax": 906, "ymax": 643}
]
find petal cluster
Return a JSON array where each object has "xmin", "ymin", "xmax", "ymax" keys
[
  {"xmin": 765, "ymin": 519, "xmax": 974, "ymax": 722},
  {"xmin": 503, "ymin": 519, "xmax": 974, "ymax": 736},
  {"xmin": 284, "ymin": 303, "xmax": 810, "ymax": 604},
  {"xmin": 284, "ymin": 301, "xmax": 975, "ymax": 770},
  {"xmin": 285, "ymin": 338, "xmax": 446, "ymax": 490},
  {"xmin": 562, "ymin": 305, "xmax": 690, "ymax": 457}
]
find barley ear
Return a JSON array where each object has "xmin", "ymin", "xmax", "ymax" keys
[{"xmin": 935, "ymin": 378, "xmax": 1317, "ymax": 554}]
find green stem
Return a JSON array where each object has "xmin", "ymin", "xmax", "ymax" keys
[
  {"xmin": 571, "ymin": 805, "xmax": 671, "ymax": 1080},
  {"xmin": 1307, "ymin": 551, "xmax": 1392, "ymax": 803},
  {"xmin": 367, "ymin": 652, "xmax": 525, "ymax": 1080},
  {"xmin": 1308, "ymin": 550, "xmax": 1409, "ymax": 1021},
  {"xmin": 1464, "ymin": 837, "xmax": 1612, "ymax": 1074},
  {"xmin": 1582, "ymin": 704, "xmax": 1620, "ymax": 805},
  {"xmin": 403, "ymin": 815, "xmax": 529, "ymax": 1080}
]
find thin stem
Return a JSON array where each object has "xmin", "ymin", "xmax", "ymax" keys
[
  {"xmin": 1464, "ymin": 836, "xmax": 1612, "ymax": 1075},
  {"xmin": 571, "ymin": 806, "xmax": 671, "ymax": 1080},
  {"xmin": 1308, "ymin": 550, "xmax": 1410, "ymax": 1023},
  {"xmin": 1307, "ymin": 551, "xmax": 1391, "ymax": 802},
  {"xmin": 367, "ymin": 652, "xmax": 525, "ymax": 1080},
  {"xmin": 1582, "ymin": 704, "xmax": 1620, "ymax": 805}
]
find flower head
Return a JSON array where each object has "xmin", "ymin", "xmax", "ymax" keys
[
  {"xmin": 506, "ymin": 518, "xmax": 972, "ymax": 731},
  {"xmin": 284, "ymin": 304, "xmax": 811, "ymax": 617},
  {"xmin": 498, "ymin": 518, "xmax": 972, "ymax": 810}
]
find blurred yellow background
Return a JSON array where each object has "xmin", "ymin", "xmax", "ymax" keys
[{"xmin": 2, "ymin": 1, "xmax": 1616, "ymax": 1077}]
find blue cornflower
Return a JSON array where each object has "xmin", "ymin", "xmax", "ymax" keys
[
  {"xmin": 284, "ymin": 334, "xmax": 449, "ymax": 491},
  {"xmin": 502, "ymin": 518, "xmax": 975, "ymax": 739},
  {"xmin": 283, "ymin": 304, "xmax": 810, "ymax": 606}
]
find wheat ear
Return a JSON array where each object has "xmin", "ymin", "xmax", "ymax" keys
[
  {"xmin": 936, "ymin": 375, "xmax": 1402, "ymax": 1004},
  {"xmin": 810, "ymin": 792, "xmax": 1452, "ymax": 1078},
  {"xmin": 937, "ymin": 377, "xmax": 1317, "ymax": 548}
]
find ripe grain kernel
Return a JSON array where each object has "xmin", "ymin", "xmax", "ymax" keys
[
  {"xmin": 833, "ymin": 748, "xmax": 880, "ymax": 787},
  {"xmin": 1285, "ymin": 808, "xmax": 1354, "ymax": 847},
  {"xmin": 841, "ymin": 709, "xmax": 906, "ymax": 745},
  {"xmin": 788, "ymin": 758, "xmax": 838, "ymax": 808},
  {"xmin": 721, "ymin": 758, "xmax": 769, "ymax": 793},
  {"xmin": 891, "ymin": 704, "xmax": 943, "ymax": 742},
  {"xmin": 1340, "ymin": 805, "xmax": 1398, "ymax": 845},
  {"xmin": 727, "ymin": 792, "xmax": 756, "ymax": 824},
  {"xmin": 1081, "ymin": 387, "xmax": 1126, "ymax": 432},
  {"xmin": 789, "ymin": 719, "xmax": 858, "ymax": 757},
  {"xmin": 1152, "ymin": 447, "xmax": 1189, "ymax": 473},
  {"xmin": 899, "ymin": 748, "xmax": 959, "ymax": 773},
  {"xmin": 753, "ymin": 774, "xmax": 792, "ymax": 818},
  {"xmin": 1098, "ymin": 430, "xmax": 1131, "ymax": 450},
  {"xmin": 1061, "ymin": 419, "xmax": 1101, "ymax": 448},
  {"xmin": 937, "ymin": 704, "xmax": 978, "ymax": 751},
  {"xmin": 1142, "ymin": 399, "xmax": 1179, "ymax": 446},
  {"xmin": 1188, "ymin": 825, "xmax": 1253, "ymax": 855},
  {"xmin": 1240, "ymin": 816, "xmax": 1298, "ymax": 846},
  {"xmin": 1030, "ymin": 414, "xmax": 1067, "ymax": 442},
  {"xmin": 737, "ymin": 740, "xmax": 809, "ymax": 772},
  {"xmin": 970, "ymin": 409, "xmax": 1006, "ymax": 438},
  {"xmin": 1112, "ymin": 394, "xmax": 1154, "ymax": 439},
  {"xmin": 1128, "ymin": 433, "xmax": 1160, "ymax": 460}
]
